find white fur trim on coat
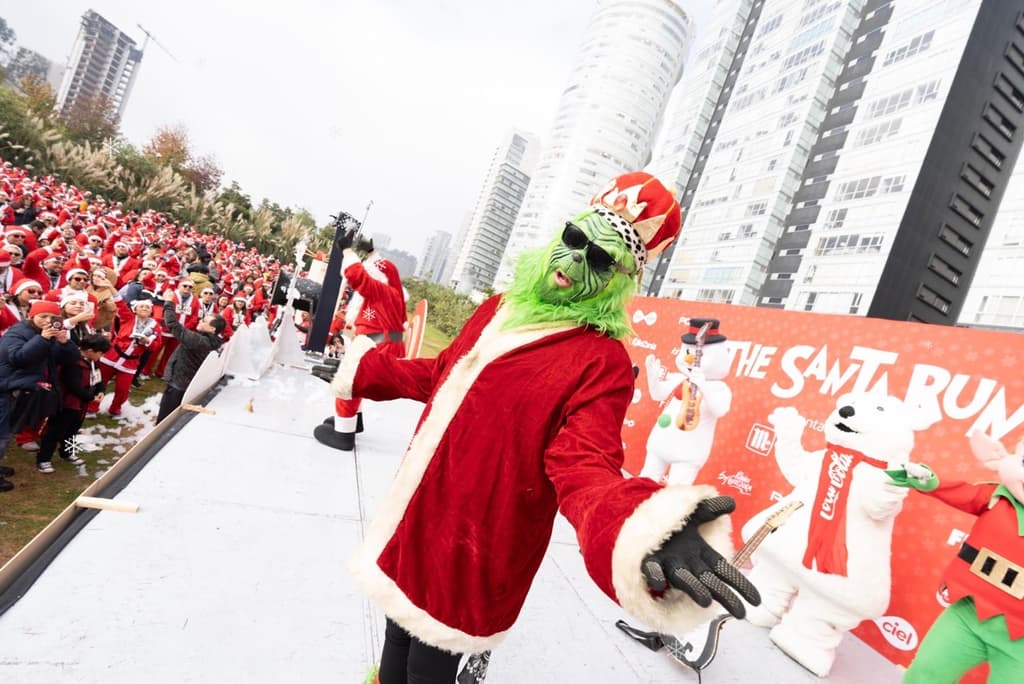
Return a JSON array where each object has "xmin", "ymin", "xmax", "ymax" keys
[
  {"xmin": 350, "ymin": 306, "xmax": 581, "ymax": 653},
  {"xmin": 340, "ymin": 249, "xmax": 360, "ymax": 272},
  {"xmin": 611, "ymin": 483, "xmax": 735, "ymax": 635},
  {"xmin": 331, "ymin": 335, "xmax": 376, "ymax": 400}
]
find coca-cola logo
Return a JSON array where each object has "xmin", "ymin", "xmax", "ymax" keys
[
  {"xmin": 871, "ymin": 616, "xmax": 919, "ymax": 651},
  {"xmin": 820, "ymin": 451, "xmax": 853, "ymax": 521}
]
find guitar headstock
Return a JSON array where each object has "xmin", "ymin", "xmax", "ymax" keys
[
  {"xmin": 695, "ymin": 321, "xmax": 712, "ymax": 345},
  {"xmin": 764, "ymin": 500, "xmax": 803, "ymax": 532}
]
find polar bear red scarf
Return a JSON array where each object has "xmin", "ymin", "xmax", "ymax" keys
[{"xmin": 803, "ymin": 444, "xmax": 889, "ymax": 575}]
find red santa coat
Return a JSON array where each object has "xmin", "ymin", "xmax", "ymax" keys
[
  {"xmin": 102, "ymin": 252, "xmax": 141, "ymax": 286},
  {"xmin": 342, "ymin": 252, "xmax": 406, "ymax": 357},
  {"xmin": 99, "ymin": 299, "xmax": 161, "ymax": 373},
  {"xmin": 925, "ymin": 481, "xmax": 1024, "ymax": 640},
  {"xmin": 22, "ymin": 247, "xmax": 62, "ymax": 293},
  {"xmin": 332, "ymin": 295, "xmax": 732, "ymax": 653},
  {"xmin": 158, "ymin": 292, "xmax": 199, "ymax": 338}
]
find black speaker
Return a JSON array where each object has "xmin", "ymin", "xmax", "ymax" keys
[{"xmin": 271, "ymin": 272, "xmax": 323, "ymax": 312}]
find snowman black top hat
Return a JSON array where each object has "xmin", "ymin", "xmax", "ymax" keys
[{"xmin": 682, "ymin": 318, "xmax": 727, "ymax": 345}]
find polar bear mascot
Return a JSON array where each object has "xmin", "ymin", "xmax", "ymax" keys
[
  {"xmin": 742, "ymin": 392, "xmax": 938, "ymax": 676},
  {"xmin": 640, "ymin": 318, "xmax": 732, "ymax": 485}
]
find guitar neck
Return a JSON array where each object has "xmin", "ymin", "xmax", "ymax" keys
[{"xmin": 731, "ymin": 523, "xmax": 771, "ymax": 567}]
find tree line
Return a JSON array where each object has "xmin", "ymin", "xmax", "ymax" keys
[{"xmin": 0, "ymin": 19, "xmax": 334, "ymax": 263}]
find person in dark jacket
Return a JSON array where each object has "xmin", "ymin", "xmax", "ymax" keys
[
  {"xmin": 155, "ymin": 288, "xmax": 225, "ymax": 423},
  {"xmin": 37, "ymin": 333, "xmax": 111, "ymax": 473},
  {"xmin": 0, "ymin": 300, "xmax": 75, "ymax": 490}
]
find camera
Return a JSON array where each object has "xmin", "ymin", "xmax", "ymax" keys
[{"xmin": 50, "ymin": 320, "xmax": 63, "ymax": 331}]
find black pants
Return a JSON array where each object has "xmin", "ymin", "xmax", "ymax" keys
[
  {"xmin": 38, "ymin": 408, "xmax": 86, "ymax": 465},
  {"xmin": 156, "ymin": 385, "xmax": 185, "ymax": 424},
  {"xmin": 378, "ymin": 619, "xmax": 461, "ymax": 684}
]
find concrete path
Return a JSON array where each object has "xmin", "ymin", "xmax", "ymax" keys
[{"xmin": 0, "ymin": 366, "xmax": 901, "ymax": 683}]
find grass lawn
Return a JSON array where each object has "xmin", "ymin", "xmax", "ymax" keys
[
  {"xmin": 419, "ymin": 323, "xmax": 450, "ymax": 358},
  {"xmin": 0, "ymin": 322, "xmax": 455, "ymax": 568},
  {"xmin": 0, "ymin": 377, "xmax": 163, "ymax": 566}
]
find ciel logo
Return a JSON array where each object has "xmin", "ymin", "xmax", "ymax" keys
[
  {"xmin": 632, "ymin": 309, "xmax": 657, "ymax": 326},
  {"xmin": 936, "ymin": 586, "xmax": 951, "ymax": 608},
  {"xmin": 872, "ymin": 616, "xmax": 919, "ymax": 651}
]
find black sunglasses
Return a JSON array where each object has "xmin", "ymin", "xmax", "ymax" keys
[{"xmin": 562, "ymin": 222, "xmax": 629, "ymax": 274}]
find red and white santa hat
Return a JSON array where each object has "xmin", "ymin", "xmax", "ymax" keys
[
  {"xmin": 66, "ymin": 268, "xmax": 89, "ymax": 281},
  {"xmin": 0, "ymin": 251, "xmax": 9, "ymax": 267},
  {"xmin": 12, "ymin": 278, "xmax": 42, "ymax": 296},
  {"xmin": 59, "ymin": 289, "xmax": 88, "ymax": 308},
  {"xmin": 589, "ymin": 171, "xmax": 682, "ymax": 270}
]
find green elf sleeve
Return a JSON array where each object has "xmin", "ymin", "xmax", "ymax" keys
[{"xmin": 885, "ymin": 463, "xmax": 939, "ymax": 492}]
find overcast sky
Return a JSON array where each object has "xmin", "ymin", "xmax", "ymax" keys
[{"xmin": 6, "ymin": 1, "xmax": 712, "ymax": 258}]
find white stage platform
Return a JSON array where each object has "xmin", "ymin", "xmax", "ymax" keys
[{"xmin": 0, "ymin": 365, "xmax": 902, "ymax": 683}]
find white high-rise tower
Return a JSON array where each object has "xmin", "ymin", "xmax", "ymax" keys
[
  {"xmin": 56, "ymin": 10, "xmax": 143, "ymax": 118},
  {"xmin": 450, "ymin": 130, "xmax": 540, "ymax": 295},
  {"xmin": 495, "ymin": 0, "xmax": 694, "ymax": 287}
]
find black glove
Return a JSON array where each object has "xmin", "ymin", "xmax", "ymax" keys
[
  {"xmin": 311, "ymin": 356, "xmax": 340, "ymax": 383},
  {"xmin": 335, "ymin": 227, "xmax": 359, "ymax": 252},
  {"xmin": 354, "ymin": 236, "xmax": 374, "ymax": 254},
  {"xmin": 640, "ymin": 496, "xmax": 760, "ymax": 619}
]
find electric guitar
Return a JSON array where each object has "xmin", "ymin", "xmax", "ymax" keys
[
  {"xmin": 675, "ymin": 321, "xmax": 711, "ymax": 431},
  {"xmin": 616, "ymin": 500, "xmax": 804, "ymax": 671}
]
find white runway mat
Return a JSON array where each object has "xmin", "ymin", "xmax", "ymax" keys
[{"xmin": 0, "ymin": 366, "xmax": 900, "ymax": 683}]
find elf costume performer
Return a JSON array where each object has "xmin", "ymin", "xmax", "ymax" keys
[
  {"xmin": 314, "ymin": 235, "xmax": 406, "ymax": 451},
  {"xmin": 329, "ymin": 172, "xmax": 760, "ymax": 684},
  {"xmin": 890, "ymin": 431, "xmax": 1024, "ymax": 683}
]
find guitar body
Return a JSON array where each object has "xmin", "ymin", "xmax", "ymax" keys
[{"xmin": 666, "ymin": 613, "xmax": 732, "ymax": 670}]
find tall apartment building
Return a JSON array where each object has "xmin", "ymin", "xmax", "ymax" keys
[
  {"xmin": 650, "ymin": 0, "xmax": 1024, "ymax": 326},
  {"xmin": 495, "ymin": 0, "xmax": 694, "ymax": 287},
  {"xmin": 56, "ymin": 10, "xmax": 143, "ymax": 118},
  {"xmin": 450, "ymin": 130, "xmax": 539, "ymax": 295},
  {"xmin": 958, "ymin": 154, "xmax": 1024, "ymax": 328},
  {"xmin": 418, "ymin": 230, "xmax": 452, "ymax": 284}
]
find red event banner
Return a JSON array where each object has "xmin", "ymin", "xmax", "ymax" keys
[{"xmin": 622, "ymin": 296, "xmax": 1024, "ymax": 676}]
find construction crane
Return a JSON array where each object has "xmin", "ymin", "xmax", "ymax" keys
[{"xmin": 136, "ymin": 24, "xmax": 179, "ymax": 62}]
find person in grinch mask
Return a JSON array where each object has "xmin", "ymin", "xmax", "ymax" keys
[{"xmin": 329, "ymin": 172, "xmax": 760, "ymax": 683}]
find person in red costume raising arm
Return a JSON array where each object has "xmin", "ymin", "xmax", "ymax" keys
[
  {"xmin": 324, "ymin": 172, "xmax": 760, "ymax": 684},
  {"xmin": 314, "ymin": 232, "xmax": 406, "ymax": 451}
]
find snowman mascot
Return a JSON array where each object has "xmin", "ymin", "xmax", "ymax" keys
[{"xmin": 640, "ymin": 318, "xmax": 732, "ymax": 485}]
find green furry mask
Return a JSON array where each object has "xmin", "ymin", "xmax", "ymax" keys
[{"xmin": 503, "ymin": 209, "xmax": 637, "ymax": 339}]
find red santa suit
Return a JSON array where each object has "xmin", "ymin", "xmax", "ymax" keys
[
  {"xmin": 331, "ymin": 295, "xmax": 732, "ymax": 653},
  {"xmin": 102, "ymin": 248, "xmax": 141, "ymax": 287},
  {"xmin": 0, "ymin": 264, "xmax": 25, "ymax": 296},
  {"xmin": 22, "ymin": 247, "xmax": 63, "ymax": 293},
  {"xmin": 332, "ymin": 251, "xmax": 406, "ymax": 434},
  {"xmin": 99, "ymin": 298, "xmax": 161, "ymax": 415},
  {"xmin": 145, "ymin": 291, "xmax": 198, "ymax": 377}
]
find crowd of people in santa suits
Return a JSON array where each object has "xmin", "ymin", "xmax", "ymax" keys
[{"xmin": 0, "ymin": 159, "xmax": 290, "ymax": 492}]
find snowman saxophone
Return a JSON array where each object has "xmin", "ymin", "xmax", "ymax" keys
[{"xmin": 676, "ymin": 320, "xmax": 712, "ymax": 431}]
